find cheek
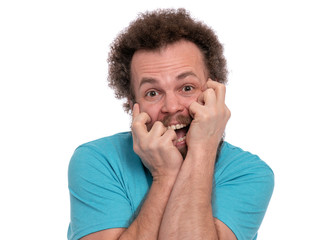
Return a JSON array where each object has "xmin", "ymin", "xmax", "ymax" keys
[
  {"xmin": 139, "ymin": 103, "xmax": 160, "ymax": 124},
  {"xmin": 185, "ymin": 92, "xmax": 202, "ymax": 107}
]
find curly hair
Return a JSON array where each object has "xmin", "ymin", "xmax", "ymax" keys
[{"xmin": 108, "ymin": 8, "xmax": 227, "ymax": 112}]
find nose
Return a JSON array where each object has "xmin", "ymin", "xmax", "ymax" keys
[{"xmin": 161, "ymin": 92, "xmax": 183, "ymax": 114}]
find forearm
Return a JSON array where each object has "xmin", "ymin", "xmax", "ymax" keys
[
  {"xmin": 159, "ymin": 149, "xmax": 218, "ymax": 240},
  {"xmin": 119, "ymin": 176, "xmax": 176, "ymax": 240},
  {"xmin": 127, "ymin": 105, "xmax": 184, "ymax": 240}
]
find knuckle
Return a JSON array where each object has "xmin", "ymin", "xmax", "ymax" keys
[
  {"xmin": 153, "ymin": 121, "xmax": 163, "ymax": 129},
  {"xmin": 227, "ymin": 108, "xmax": 231, "ymax": 118},
  {"xmin": 147, "ymin": 141, "xmax": 156, "ymax": 151},
  {"xmin": 217, "ymin": 83, "xmax": 225, "ymax": 91},
  {"xmin": 166, "ymin": 128, "xmax": 176, "ymax": 136},
  {"xmin": 223, "ymin": 105, "xmax": 230, "ymax": 117},
  {"xmin": 219, "ymin": 106, "xmax": 226, "ymax": 115},
  {"xmin": 157, "ymin": 142, "xmax": 165, "ymax": 150},
  {"xmin": 131, "ymin": 120, "xmax": 140, "ymax": 129},
  {"xmin": 202, "ymin": 112, "xmax": 211, "ymax": 121},
  {"xmin": 189, "ymin": 101, "xmax": 197, "ymax": 109},
  {"xmin": 205, "ymin": 88, "xmax": 215, "ymax": 95}
]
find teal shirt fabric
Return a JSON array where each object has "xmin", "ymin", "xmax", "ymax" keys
[{"xmin": 67, "ymin": 132, "xmax": 274, "ymax": 240}]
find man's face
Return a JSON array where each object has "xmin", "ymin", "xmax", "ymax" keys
[{"xmin": 130, "ymin": 40, "xmax": 208, "ymax": 155}]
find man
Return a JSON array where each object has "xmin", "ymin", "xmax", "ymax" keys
[{"xmin": 68, "ymin": 9, "xmax": 274, "ymax": 240}]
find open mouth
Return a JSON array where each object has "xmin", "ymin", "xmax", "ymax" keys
[{"xmin": 167, "ymin": 123, "xmax": 190, "ymax": 145}]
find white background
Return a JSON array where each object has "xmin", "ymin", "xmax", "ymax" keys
[{"xmin": 1, "ymin": 0, "xmax": 335, "ymax": 239}]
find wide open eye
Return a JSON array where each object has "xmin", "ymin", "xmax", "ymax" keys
[
  {"xmin": 145, "ymin": 90, "xmax": 158, "ymax": 97},
  {"xmin": 182, "ymin": 85, "xmax": 194, "ymax": 92}
]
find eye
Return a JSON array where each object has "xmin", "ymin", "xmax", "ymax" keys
[
  {"xmin": 182, "ymin": 85, "xmax": 194, "ymax": 92},
  {"xmin": 145, "ymin": 90, "xmax": 159, "ymax": 97}
]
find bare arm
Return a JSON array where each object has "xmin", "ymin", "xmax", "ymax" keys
[
  {"xmin": 81, "ymin": 104, "xmax": 182, "ymax": 240},
  {"xmin": 80, "ymin": 176, "xmax": 176, "ymax": 240},
  {"xmin": 81, "ymin": 81, "xmax": 235, "ymax": 239},
  {"xmin": 119, "ymin": 175, "xmax": 177, "ymax": 240},
  {"xmin": 159, "ymin": 80, "xmax": 235, "ymax": 240},
  {"xmin": 159, "ymin": 147, "xmax": 218, "ymax": 239}
]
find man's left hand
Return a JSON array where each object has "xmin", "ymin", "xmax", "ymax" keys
[{"xmin": 187, "ymin": 79, "xmax": 231, "ymax": 154}]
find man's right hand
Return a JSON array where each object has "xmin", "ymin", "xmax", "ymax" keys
[{"xmin": 131, "ymin": 103, "xmax": 183, "ymax": 181}]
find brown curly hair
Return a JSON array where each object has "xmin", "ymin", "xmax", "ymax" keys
[{"xmin": 108, "ymin": 8, "xmax": 227, "ymax": 112}]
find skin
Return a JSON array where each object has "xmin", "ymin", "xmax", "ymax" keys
[{"xmin": 81, "ymin": 40, "xmax": 235, "ymax": 240}]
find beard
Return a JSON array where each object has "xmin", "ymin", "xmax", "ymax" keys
[{"xmin": 160, "ymin": 114, "xmax": 192, "ymax": 128}]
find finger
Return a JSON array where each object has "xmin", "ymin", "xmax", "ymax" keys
[
  {"xmin": 202, "ymin": 88, "xmax": 216, "ymax": 106},
  {"xmin": 224, "ymin": 105, "xmax": 231, "ymax": 121},
  {"xmin": 162, "ymin": 128, "xmax": 177, "ymax": 142},
  {"xmin": 149, "ymin": 121, "xmax": 167, "ymax": 137},
  {"xmin": 133, "ymin": 112, "xmax": 151, "ymax": 129},
  {"xmin": 188, "ymin": 101, "xmax": 203, "ymax": 119},
  {"xmin": 131, "ymin": 114, "xmax": 150, "ymax": 142},
  {"xmin": 131, "ymin": 104, "xmax": 151, "ymax": 137},
  {"xmin": 132, "ymin": 103, "xmax": 151, "ymax": 124},
  {"xmin": 207, "ymin": 79, "xmax": 226, "ymax": 104},
  {"xmin": 197, "ymin": 91, "xmax": 205, "ymax": 105},
  {"xmin": 132, "ymin": 103, "xmax": 140, "ymax": 121}
]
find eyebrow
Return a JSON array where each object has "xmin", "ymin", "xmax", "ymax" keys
[
  {"xmin": 139, "ymin": 78, "xmax": 158, "ymax": 88},
  {"xmin": 139, "ymin": 71, "xmax": 199, "ymax": 88},
  {"xmin": 177, "ymin": 71, "xmax": 198, "ymax": 80}
]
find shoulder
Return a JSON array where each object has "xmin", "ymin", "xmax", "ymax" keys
[
  {"xmin": 77, "ymin": 131, "xmax": 133, "ymax": 153},
  {"xmin": 68, "ymin": 132, "xmax": 136, "ymax": 183},
  {"xmin": 215, "ymin": 141, "xmax": 274, "ymax": 186},
  {"xmin": 213, "ymin": 142, "xmax": 274, "ymax": 239},
  {"xmin": 70, "ymin": 132, "xmax": 133, "ymax": 163},
  {"xmin": 67, "ymin": 132, "xmax": 138, "ymax": 240}
]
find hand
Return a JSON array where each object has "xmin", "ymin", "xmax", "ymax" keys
[
  {"xmin": 131, "ymin": 104, "xmax": 183, "ymax": 180},
  {"xmin": 187, "ymin": 79, "xmax": 231, "ymax": 153}
]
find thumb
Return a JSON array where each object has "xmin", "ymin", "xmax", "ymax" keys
[{"xmin": 132, "ymin": 103, "xmax": 140, "ymax": 121}]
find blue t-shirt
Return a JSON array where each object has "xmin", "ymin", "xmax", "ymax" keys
[{"xmin": 67, "ymin": 132, "xmax": 274, "ymax": 240}]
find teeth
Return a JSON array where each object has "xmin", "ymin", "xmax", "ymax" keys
[
  {"xmin": 177, "ymin": 136, "xmax": 186, "ymax": 142},
  {"xmin": 167, "ymin": 124, "xmax": 186, "ymax": 130}
]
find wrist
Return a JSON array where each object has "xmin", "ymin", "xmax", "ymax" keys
[
  {"xmin": 152, "ymin": 173, "xmax": 179, "ymax": 188},
  {"xmin": 187, "ymin": 144, "xmax": 217, "ymax": 159}
]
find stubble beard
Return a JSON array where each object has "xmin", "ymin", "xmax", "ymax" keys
[{"xmin": 160, "ymin": 114, "xmax": 192, "ymax": 128}]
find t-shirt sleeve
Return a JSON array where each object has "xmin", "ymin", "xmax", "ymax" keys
[
  {"xmin": 212, "ymin": 149, "xmax": 274, "ymax": 240},
  {"xmin": 67, "ymin": 145, "xmax": 133, "ymax": 240}
]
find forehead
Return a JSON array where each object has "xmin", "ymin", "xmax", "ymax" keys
[{"xmin": 130, "ymin": 40, "xmax": 207, "ymax": 86}]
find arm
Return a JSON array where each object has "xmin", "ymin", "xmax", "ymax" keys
[
  {"xmin": 159, "ymin": 80, "xmax": 235, "ymax": 240},
  {"xmin": 81, "ymin": 82, "xmax": 233, "ymax": 240},
  {"xmin": 121, "ymin": 104, "xmax": 183, "ymax": 239},
  {"xmin": 159, "ymin": 143, "xmax": 218, "ymax": 239},
  {"xmin": 81, "ymin": 176, "xmax": 176, "ymax": 240},
  {"xmin": 81, "ymin": 104, "xmax": 183, "ymax": 240}
]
